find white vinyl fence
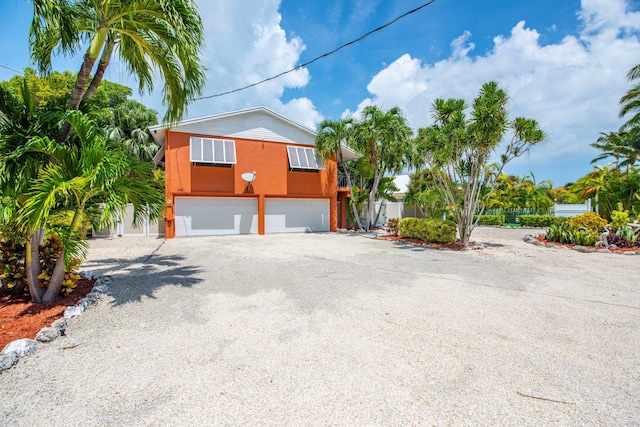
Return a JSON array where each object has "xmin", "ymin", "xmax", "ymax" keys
[{"xmin": 92, "ymin": 204, "xmax": 165, "ymax": 238}]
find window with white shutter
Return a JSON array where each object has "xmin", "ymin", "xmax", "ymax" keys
[
  {"xmin": 190, "ymin": 137, "xmax": 237, "ymax": 165},
  {"xmin": 287, "ymin": 146, "xmax": 325, "ymax": 171}
]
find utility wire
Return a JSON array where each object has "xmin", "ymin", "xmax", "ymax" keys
[
  {"xmin": 0, "ymin": 64, "xmax": 24, "ymax": 75},
  {"xmin": 193, "ymin": 0, "xmax": 438, "ymax": 101}
]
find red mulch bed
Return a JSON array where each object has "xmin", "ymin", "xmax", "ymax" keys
[
  {"xmin": 534, "ymin": 235, "xmax": 639, "ymax": 253},
  {"xmin": 0, "ymin": 278, "xmax": 95, "ymax": 350},
  {"xmin": 378, "ymin": 234, "xmax": 468, "ymax": 250}
]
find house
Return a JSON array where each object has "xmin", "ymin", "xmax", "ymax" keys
[{"xmin": 150, "ymin": 106, "xmax": 357, "ymax": 237}]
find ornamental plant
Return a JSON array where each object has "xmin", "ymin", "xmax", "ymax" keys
[{"xmin": 566, "ymin": 212, "xmax": 608, "ymax": 232}]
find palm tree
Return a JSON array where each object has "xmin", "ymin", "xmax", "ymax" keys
[
  {"xmin": 315, "ymin": 117, "xmax": 365, "ymax": 231},
  {"xmin": 353, "ymin": 105, "xmax": 413, "ymax": 230},
  {"xmin": 620, "ymin": 64, "xmax": 640, "ymax": 129},
  {"xmin": 0, "ymin": 79, "xmax": 55, "ymax": 298},
  {"xmin": 30, "ymin": 0, "xmax": 206, "ymax": 140},
  {"xmin": 14, "ymin": 111, "xmax": 164, "ymax": 302},
  {"xmin": 591, "ymin": 130, "xmax": 639, "ymax": 170},
  {"xmin": 107, "ymin": 99, "xmax": 159, "ymax": 162}
]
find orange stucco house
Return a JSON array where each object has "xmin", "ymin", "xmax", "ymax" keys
[{"xmin": 150, "ymin": 106, "xmax": 356, "ymax": 238}]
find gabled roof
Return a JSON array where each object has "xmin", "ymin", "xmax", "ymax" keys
[{"xmin": 150, "ymin": 105, "xmax": 359, "ymax": 164}]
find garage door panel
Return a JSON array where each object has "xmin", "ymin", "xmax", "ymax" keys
[
  {"xmin": 175, "ymin": 197, "xmax": 258, "ymax": 236},
  {"xmin": 265, "ymin": 199, "xmax": 329, "ymax": 233}
]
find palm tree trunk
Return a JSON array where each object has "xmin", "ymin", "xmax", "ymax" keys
[
  {"xmin": 83, "ymin": 41, "xmax": 114, "ymax": 100},
  {"xmin": 342, "ymin": 165, "xmax": 364, "ymax": 231},
  {"xmin": 58, "ymin": 54, "xmax": 97, "ymax": 142},
  {"xmin": 366, "ymin": 171, "xmax": 382, "ymax": 231},
  {"xmin": 25, "ymin": 234, "xmax": 44, "ymax": 303},
  {"xmin": 42, "ymin": 248, "xmax": 65, "ymax": 303}
]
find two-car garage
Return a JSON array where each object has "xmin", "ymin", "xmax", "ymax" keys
[{"xmin": 174, "ymin": 196, "xmax": 329, "ymax": 236}]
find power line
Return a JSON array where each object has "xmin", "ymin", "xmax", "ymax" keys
[
  {"xmin": 0, "ymin": 64, "xmax": 24, "ymax": 75},
  {"xmin": 193, "ymin": 0, "xmax": 438, "ymax": 101}
]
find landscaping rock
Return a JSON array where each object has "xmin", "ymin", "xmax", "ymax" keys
[
  {"xmin": 0, "ymin": 351, "xmax": 19, "ymax": 371},
  {"xmin": 573, "ymin": 245, "xmax": 589, "ymax": 253},
  {"xmin": 36, "ymin": 327, "xmax": 61, "ymax": 343},
  {"xmin": 2, "ymin": 338, "xmax": 38, "ymax": 357},
  {"xmin": 92, "ymin": 284, "xmax": 110, "ymax": 294},
  {"xmin": 64, "ymin": 305, "xmax": 85, "ymax": 319},
  {"xmin": 52, "ymin": 318, "xmax": 69, "ymax": 329}
]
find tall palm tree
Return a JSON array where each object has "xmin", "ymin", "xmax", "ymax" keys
[
  {"xmin": 620, "ymin": 64, "xmax": 640, "ymax": 129},
  {"xmin": 591, "ymin": 130, "xmax": 639, "ymax": 170},
  {"xmin": 353, "ymin": 105, "xmax": 413, "ymax": 230},
  {"xmin": 15, "ymin": 111, "xmax": 164, "ymax": 302},
  {"xmin": 30, "ymin": 0, "xmax": 206, "ymax": 140},
  {"xmin": 315, "ymin": 117, "xmax": 365, "ymax": 231}
]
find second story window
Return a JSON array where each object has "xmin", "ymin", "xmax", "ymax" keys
[
  {"xmin": 287, "ymin": 146, "xmax": 325, "ymax": 171},
  {"xmin": 190, "ymin": 137, "xmax": 236, "ymax": 165}
]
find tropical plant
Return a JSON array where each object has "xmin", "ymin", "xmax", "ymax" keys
[
  {"xmin": 610, "ymin": 202, "xmax": 631, "ymax": 229},
  {"xmin": 30, "ymin": 0, "xmax": 206, "ymax": 141},
  {"xmin": 387, "ymin": 217, "xmax": 400, "ymax": 236},
  {"xmin": 565, "ymin": 212, "xmax": 608, "ymax": 232},
  {"xmin": 11, "ymin": 111, "xmax": 164, "ymax": 302},
  {"xmin": 315, "ymin": 117, "xmax": 364, "ymax": 230},
  {"xmin": 415, "ymin": 81, "xmax": 546, "ymax": 245},
  {"xmin": 352, "ymin": 105, "xmax": 414, "ymax": 230},
  {"xmin": 620, "ymin": 64, "xmax": 640, "ymax": 129},
  {"xmin": 591, "ymin": 129, "xmax": 639, "ymax": 170},
  {"xmin": 404, "ymin": 169, "xmax": 447, "ymax": 219}
]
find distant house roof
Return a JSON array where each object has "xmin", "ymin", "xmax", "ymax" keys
[{"xmin": 150, "ymin": 106, "xmax": 358, "ymax": 163}]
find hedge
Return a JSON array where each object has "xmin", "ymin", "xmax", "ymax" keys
[
  {"xmin": 473, "ymin": 214, "xmax": 505, "ymax": 226},
  {"xmin": 398, "ymin": 218, "xmax": 457, "ymax": 244},
  {"xmin": 519, "ymin": 215, "xmax": 566, "ymax": 227}
]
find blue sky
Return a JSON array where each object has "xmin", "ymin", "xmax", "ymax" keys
[{"xmin": 1, "ymin": 0, "xmax": 640, "ymax": 186}]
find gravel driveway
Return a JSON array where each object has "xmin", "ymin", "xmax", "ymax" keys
[{"xmin": 1, "ymin": 228, "xmax": 638, "ymax": 425}]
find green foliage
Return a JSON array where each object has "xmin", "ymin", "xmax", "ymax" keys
[
  {"xmin": 37, "ymin": 235, "xmax": 81, "ymax": 294},
  {"xmin": 545, "ymin": 224, "xmax": 600, "ymax": 246},
  {"xmin": 387, "ymin": 218, "xmax": 400, "ymax": 236},
  {"xmin": 571, "ymin": 166, "xmax": 640, "ymax": 220},
  {"xmin": 404, "ymin": 169, "xmax": 447, "ymax": 219},
  {"xmin": 473, "ymin": 214, "xmax": 505, "ymax": 226},
  {"xmin": 398, "ymin": 217, "xmax": 457, "ymax": 244},
  {"xmin": 610, "ymin": 203, "xmax": 631, "ymax": 229},
  {"xmin": 519, "ymin": 215, "xmax": 566, "ymax": 227},
  {"xmin": 0, "ymin": 240, "xmax": 26, "ymax": 290},
  {"xmin": 607, "ymin": 226, "xmax": 640, "ymax": 248},
  {"xmin": 566, "ymin": 212, "xmax": 608, "ymax": 232},
  {"xmin": 30, "ymin": 0, "xmax": 206, "ymax": 124},
  {"xmin": 0, "ymin": 236, "xmax": 81, "ymax": 295},
  {"xmin": 415, "ymin": 81, "xmax": 546, "ymax": 245}
]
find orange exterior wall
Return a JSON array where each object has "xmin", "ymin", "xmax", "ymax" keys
[{"xmin": 164, "ymin": 130, "xmax": 338, "ymax": 237}]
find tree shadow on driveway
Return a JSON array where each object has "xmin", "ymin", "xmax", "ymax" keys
[{"xmin": 81, "ymin": 253, "xmax": 202, "ymax": 307}]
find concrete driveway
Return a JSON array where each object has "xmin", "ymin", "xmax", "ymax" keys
[{"xmin": 1, "ymin": 229, "xmax": 638, "ymax": 425}]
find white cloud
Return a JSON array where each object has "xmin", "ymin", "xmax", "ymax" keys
[
  {"xmin": 344, "ymin": 0, "xmax": 640, "ymax": 184},
  {"xmin": 133, "ymin": 0, "xmax": 322, "ymax": 126}
]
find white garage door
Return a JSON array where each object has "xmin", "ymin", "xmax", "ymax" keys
[
  {"xmin": 175, "ymin": 197, "xmax": 258, "ymax": 236},
  {"xmin": 265, "ymin": 198, "xmax": 329, "ymax": 233}
]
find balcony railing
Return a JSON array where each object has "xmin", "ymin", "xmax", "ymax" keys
[{"xmin": 337, "ymin": 171, "xmax": 363, "ymax": 188}]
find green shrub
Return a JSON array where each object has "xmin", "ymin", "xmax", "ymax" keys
[
  {"xmin": 0, "ymin": 236, "xmax": 81, "ymax": 295},
  {"xmin": 566, "ymin": 212, "xmax": 608, "ymax": 232},
  {"xmin": 545, "ymin": 223, "xmax": 600, "ymax": 246},
  {"xmin": 519, "ymin": 215, "xmax": 566, "ymax": 227},
  {"xmin": 387, "ymin": 218, "xmax": 400, "ymax": 236},
  {"xmin": 610, "ymin": 203, "xmax": 631, "ymax": 229},
  {"xmin": 398, "ymin": 218, "xmax": 457, "ymax": 243},
  {"xmin": 473, "ymin": 214, "xmax": 505, "ymax": 226},
  {"xmin": 0, "ymin": 240, "xmax": 26, "ymax": 290}
]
